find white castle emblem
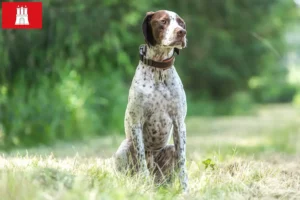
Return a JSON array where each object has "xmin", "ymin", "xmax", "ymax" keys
[{"xmin": 15, "ymin": 6, "xmax": 29, "ymax": 25}]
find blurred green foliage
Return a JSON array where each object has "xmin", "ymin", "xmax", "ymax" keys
[{"xmin": 0, "ymin": 0, "xmax": 298, "ymax": 148}]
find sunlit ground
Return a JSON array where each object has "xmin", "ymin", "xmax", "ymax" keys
[{"xmin": 0, "ymin": 104, "xmax": 299, "ymax": 199}]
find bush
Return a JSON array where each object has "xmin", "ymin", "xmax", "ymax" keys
[
  {"xmin": 188, "ymin": 91, "xmax": 254, "ymax": 116},
  {"xmin": 0, "ymin": 70, "xmax": 127, "ymax": 149}
]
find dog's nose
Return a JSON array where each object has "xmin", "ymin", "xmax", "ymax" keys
[{"xmin": 177, "ymin": 29, "xmax": 186, "ymax": 37}]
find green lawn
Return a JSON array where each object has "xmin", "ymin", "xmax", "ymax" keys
[{"xmin": 0, "ymin": 104, "xmax": 299, "ymax": 199}]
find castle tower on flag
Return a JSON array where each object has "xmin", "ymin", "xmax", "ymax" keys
[{"xmin": 15, "ymin": 6, "xmax": 29, "ymax": 25}]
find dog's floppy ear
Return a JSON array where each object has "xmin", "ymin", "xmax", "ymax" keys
[{"xmin": 142, "ymin": 11, "xmax": 156, "ymax": 46}]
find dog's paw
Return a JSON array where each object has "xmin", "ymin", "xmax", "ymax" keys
[{"xmin": 140, "ymin": 168, "xmax": 150, "ymax": 177}]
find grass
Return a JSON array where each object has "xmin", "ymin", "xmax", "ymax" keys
[{"xmin": 0, "ymin": 104, "xmax": 300, "ymax": 200}]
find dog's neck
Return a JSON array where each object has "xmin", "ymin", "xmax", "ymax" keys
[
  {"xmin": 140, "ymin": 45, "xmax": 175, "ymax": 83},
  {"xmin": 145, "ymin": 45, "xmax": 174, "ymax": 62}
]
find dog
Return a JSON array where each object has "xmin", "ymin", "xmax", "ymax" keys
[{"xmin": 114, "ymin": 10, "xmax": 188, "ymax": 192}]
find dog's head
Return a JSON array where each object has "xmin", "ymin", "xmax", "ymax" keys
[{"xmin": 142, "ymin": 10, "xmax": 187, "ymax": 53}]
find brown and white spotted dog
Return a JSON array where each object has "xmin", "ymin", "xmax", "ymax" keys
[{"xmin": 114, "ymin": 10, "xmax": 188, "ymax": 192}]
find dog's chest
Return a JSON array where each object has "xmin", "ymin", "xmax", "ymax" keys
[
  {"xmin": 132, "ymin": 63, "xmax": 183, "ymax": 115},
  {"xmin": 130, "ymin": 63, "xmax": 186, "ymax": 150}
]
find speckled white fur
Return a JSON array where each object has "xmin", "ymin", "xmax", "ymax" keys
[{"xmin": 114, "ymin": 10, "xmax": 188, "ymax": 192}]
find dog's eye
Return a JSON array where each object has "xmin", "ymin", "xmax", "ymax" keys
[{"xmin": 161, "ymin": 20, "xmax": 167, "ymax": 24}]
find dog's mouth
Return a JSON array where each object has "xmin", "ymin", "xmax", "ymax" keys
[
  {"xmin": 168, "ymin": 39, "xmax": 186, "ymax": 48},
  {"xmin": 169, "ymin": 41, "xmax": 182, "ymax": 45}
]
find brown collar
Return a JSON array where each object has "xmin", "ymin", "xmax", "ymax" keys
[{"xmin": 139, "ymin": 44, "xmax": 176, "ymax": 70}]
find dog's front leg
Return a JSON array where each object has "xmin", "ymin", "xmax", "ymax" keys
[
  {"xmin": 173, "ymin": 118, "xmax": 188, "ymax": 192},
  {"xmin": 130, "ymin": 124, "xmax": 149, "ymax": 176},
  {"xmin": 125, "ymin": 88, "xmax": 149, "ymax": 176}
]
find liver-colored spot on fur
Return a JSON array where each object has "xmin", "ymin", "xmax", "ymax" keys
[{"xmin": 149, "ymin": 11, "xmax": 170, "ymax": 44}]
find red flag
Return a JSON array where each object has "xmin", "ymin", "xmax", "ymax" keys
[{"xmin": 2, "ymin": 2, "xmax": 43, "ymax": 29}]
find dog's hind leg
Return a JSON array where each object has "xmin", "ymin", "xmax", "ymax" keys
[
  {"xmin": 153, "ymin": 145, "xmax": 175, "ymax": 184},
  {"xmin": 113, "ymin": 139, "xmax": 132, "ymax": 172}
]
